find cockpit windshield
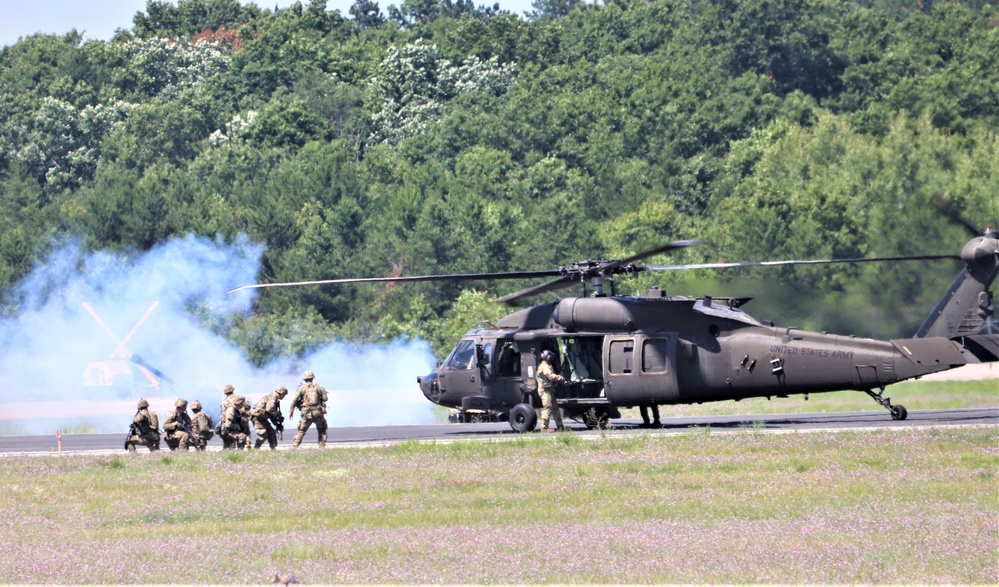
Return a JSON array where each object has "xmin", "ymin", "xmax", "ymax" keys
[{"xmin": 446, "ymin": 339, "xmax": 476, "ymax": 370}]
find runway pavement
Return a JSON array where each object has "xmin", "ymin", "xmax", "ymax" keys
[{"xmin": 0, "ymin": 407, "xmax": 995, "ymax": 454}]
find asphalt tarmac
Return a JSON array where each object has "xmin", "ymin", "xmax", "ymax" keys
[{"xmin": 0, "ymin": 407, "xmax": 995, "ymax": 454}]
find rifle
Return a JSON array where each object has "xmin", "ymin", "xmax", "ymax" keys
[
  {"xmin": 274, "ymin": 413, "xmax": 285, "ymax": 441},
  {"xmin": 124, "ymin": 423, "xmax": 137, "ymax": 450},
  {"xmin": 178, "ymin": 419, "xmax": 197, "ymax": 447}
]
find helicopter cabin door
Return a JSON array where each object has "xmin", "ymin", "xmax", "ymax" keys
[{"xmin": 603, "ymin": 334, "xmax": 679, "ymax": 404}]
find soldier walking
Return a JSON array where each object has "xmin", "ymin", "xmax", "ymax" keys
[
  {"xmin": 219, "ymin": 384, "xmax": 237, "ymax": 449},
  {"xmin": 163, "ymin": 398, "xmax": 193, "ymax": 450},
  {"xmin": 252, "ymin": 386, "xmax": 287, "ymax": 450},
  {"xmin": 220, "ymin": 395, "xmax": 252, "ymax": 449},
  {"xmin": 125, "ymin": 398, "xmax": 161, "ymax": 452},
  {"xmin": 288, "ymin": 371, "xmax": 328, "ymax": 448},
  {"xmin": 189, "ymin": 400, "xmax": 215, "ymax": 451},
  {"xmin": 536, "ymin": 350, "xmax": 565, "ymax": 432}
]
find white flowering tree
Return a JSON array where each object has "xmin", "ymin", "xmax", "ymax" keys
[
  {"xmin": 116, "ymin": 38, "xmax": 231, "ymax": 99},
  {"xmin": 12, "ymin": 97, "xmax": 133, "ymax": 190},
  {"xmin": 208, "ymin": 110, "xmax": 259, "ymax": 147},
  {"xmin": 369, "ymin": 40, "xmax": 517, "ymax": 145}
]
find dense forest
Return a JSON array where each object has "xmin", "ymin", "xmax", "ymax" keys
[{"xmin": 0, "ymin": 0, "xmax": 996, "ymax": 363}]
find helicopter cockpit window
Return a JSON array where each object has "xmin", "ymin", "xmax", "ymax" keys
[{"xmin": 447, "ymin": 340, "xmax": 476, "ymax": 370}]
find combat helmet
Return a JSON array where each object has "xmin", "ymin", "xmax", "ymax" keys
[
  {"xmin": 275, "ymin": 386, "xmax": 288, "ymax": 397},
  {"xmin": 190, "ymin": 400, "xmax": 203, "ymax": 413},
  {"xmin": 137, "ymin": 398, "xmax": 149, "ymax": 409},
  {"xmin": 223, "ymin": 384, "xmax": 235, "ymax": 394},
  {"xmin": 303, "ymin": 371, "xmax": 315, "ymax": 381},
  {"xmin": 175, "ymin": 398, "xmax": 188, "ymax": 408},
  {"xmin": 232, "ymin": 394, "xmax": 246, "ymax": 407}
]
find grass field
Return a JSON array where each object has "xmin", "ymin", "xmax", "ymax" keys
[{"xmin": 1, "ymin": 423, "xmax": 995, "ymax": 584}]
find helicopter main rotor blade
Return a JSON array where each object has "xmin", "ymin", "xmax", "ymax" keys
[
  {"xmin": 643, "ymin": 253, "xmax": 960, "ymax": 273},
  {"xmin": 495, "ymin": 275, "xmax": 579, "ymax": 305},
  {"xmin": 600, "ymin": 240, "xmax": 702, "ymax": 273},
  {"xmin": 930, "ymin": 195, "xmax": 983, "ymax": 238},
  {"xmin": 227, "ymin": 269, "xmax": 565, "ymax": 294}
]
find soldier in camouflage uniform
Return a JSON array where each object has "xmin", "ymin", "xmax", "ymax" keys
[
  {"xmin": 219, "ymin": 384, "xmax": 237, "ymax": 449},
  {"xmin": 535, "ymin": 350, "xmax": 565, "ymax": 432},
  {"xmin": 220, "ymin": 394, "xmax": 252, "ymax": 449},
  {"xmin": 251, "ymin": 386, "xmax": 287, "ymax": 450},
  {"xmin": 189, "ymin": 400, "xmax": 214, "ymax": 451},
  {"xmin": 125, "ymin": 399, "xmax": 161, "ymax": 451},
  {"xmin": 288, "ymin": 371, "xmax": 329, "ymax": 448},
  {"xmin": 163, "ymin": 398, "xmax": 194, "ymax": 450}
]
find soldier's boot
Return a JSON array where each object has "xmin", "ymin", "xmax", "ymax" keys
[
  {"xmin": 292, "ymin": 431, "xmax": 305, "ymax": 448},
  {"xmin": 254, "ymin": 438, "xmax": 265, "ymax": 449},
  {"xmin": 540, "ymin": 419, "xmax": 552, "ymax": 432},
  {"xmin": 318, "ymin": 433, "xmax": 327, "ymax": 448}
]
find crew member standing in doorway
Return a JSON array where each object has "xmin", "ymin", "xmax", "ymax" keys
[{"xmin": 536, "ymin": 350, "xmax": 565, "ymax": 432}]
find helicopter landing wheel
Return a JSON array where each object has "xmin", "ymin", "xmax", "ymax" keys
[
  {"xmin": 509, "ymin": 403, "xmax": 537, "ymax": 433},
  {"xmin": 864, "ymin": 387, "xmax": 907, "ymax": 421}
]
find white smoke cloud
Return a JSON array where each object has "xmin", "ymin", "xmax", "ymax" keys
[{"xmin": 0, "ymin": 235, "xmax": 438, "ymax": 435}]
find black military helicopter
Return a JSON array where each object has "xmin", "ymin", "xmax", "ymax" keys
[{"xmin": 231, "ymin": 217, "xmax": 998, "ymax": 432}]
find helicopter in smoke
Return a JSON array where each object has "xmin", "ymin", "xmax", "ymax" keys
[
  {"xmin": 80, "ymin": 301, "xmax": 173, "ymax": 397},
  {"xmin": 230, "ymin": 211, "xmax": 998, "ymax": 432}
]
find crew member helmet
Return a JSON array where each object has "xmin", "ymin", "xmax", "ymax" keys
[
  {"xmin": 223, "ymin": 384, "xmax": 235, "ymax": 394},
  {"xmin": 303, "ymin": 371, "xmax": 315, "ymax": 381},
  {"xmin": 137, "ymin": 399, "xmax": 149, "ymax": 409},
  {"xmin": 175, "ymin": 398, "xmax": 188, "ymax": 408},
  {"xmin": 540, "ymin": 350, "xmax": 555, "ymax": 364}
]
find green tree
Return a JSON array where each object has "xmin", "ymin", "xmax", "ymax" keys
[
  {"xmin": 350, "ymin": 0, "xmax": 387, "ymax": 28},
  {"xmin": 526, "ymin": 0, "xmax": 582, "ymax": 21},
  {"xmin": 132, "ymin": 0, "xmax": 260, "ymax": 39}
]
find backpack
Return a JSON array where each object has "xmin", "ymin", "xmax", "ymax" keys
[
  {"xmin": 303, "ymin": 384, "xmax": 322, "ymax": 407},
  {"xmin": 250, "ymin": 398, "xmax": 266, "ymax": 419},
  {"xmin": 148, "ymin": 410, "xmax": 159, "ymax": 432}
]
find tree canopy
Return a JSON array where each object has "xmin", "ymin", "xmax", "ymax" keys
[{"xmin": 0, "ymin": 0, "xmax": 996, "ymax": 361}]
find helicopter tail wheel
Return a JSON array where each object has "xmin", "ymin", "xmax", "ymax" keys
[
  {"xmin": 864, "ymin": 387, "xmax": 907, "ymax": 421},
  {"xmin": 509, "ymin": 403, "xmax": 537, "ymax": 433}
]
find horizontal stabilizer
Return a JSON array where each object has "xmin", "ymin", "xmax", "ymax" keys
[
  {"xmin": 891, "ymin": 337, "xmax": 967, "ymax": 379},
  {"xmin": 953, "ymin": 333, "xmax": 999, "ymax": 363}
]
